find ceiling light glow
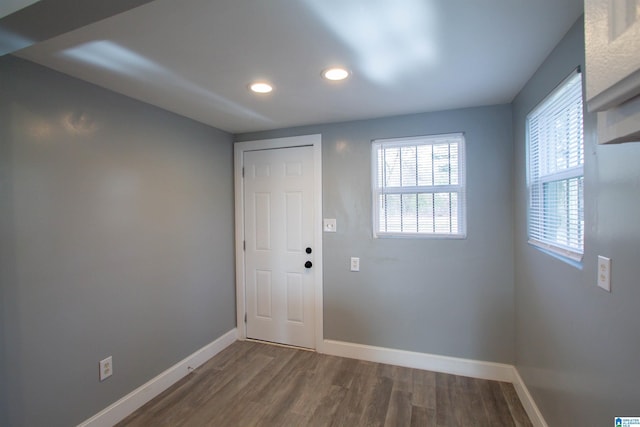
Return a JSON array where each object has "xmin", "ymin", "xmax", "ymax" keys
[
  {"xmin": 322, "ymin": 67, "xmax": 350, "ymax": 81},
  {"xmin": 250, "ymin": 82, "xmax": 273, "ymax": 93},
  {"xmin": 305, "ymin": 0, "xmax": 437, "ymax": 84}
]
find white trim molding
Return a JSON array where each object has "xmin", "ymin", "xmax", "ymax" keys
[
  {"xmin": 323, "ymin": 339, "xmax": 513, "ymax": 382},
  {"xmin": 322, "ymin": 339, "xmax": 548, "ymax": 427},
  {"xmin": 511, "ymin": 367, "xmax": 549, "ymax": 427},
  {"xmin": 77, "ymin": 329, "xmax": 237, "ymax": 427}
]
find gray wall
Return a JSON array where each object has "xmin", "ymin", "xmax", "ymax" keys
[
  {"xmin": 513, "ymin": 18, "xmax": 640, "ymax": 425},
  {"xmin": 0, "ymin": 66, "xmax": 9, "ymax": 426},
  {"xmin": 0, "ymin": 56, "xmax": 236, "ymax": 426},
  {"xmin": 0, "ymin": 55, "xmax": 8, "ymax": 424},
  {"xmin": 237, "ymin": 105, "xmax": 515, "ymax": 363}
]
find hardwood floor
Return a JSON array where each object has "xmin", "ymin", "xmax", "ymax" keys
[{"xmin": 118, "ymin": 341, "xmax": 533, "ymax": 427}]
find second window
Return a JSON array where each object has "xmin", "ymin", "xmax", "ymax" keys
[{"xmin": 372, "ymin": 133, "xmax": 466, "ymax": 238}]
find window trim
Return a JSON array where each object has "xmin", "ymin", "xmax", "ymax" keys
[
  {"xmin": 371, "ymin": 133, "xmax": 467, "ymax": 239},
  {"xmin": 526, "ymin": 68, "xmax": 584, "ymax": 262}
]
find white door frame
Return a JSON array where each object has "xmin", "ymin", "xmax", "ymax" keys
[{"xmin": 234, "ymin": 134, "xmax": 323, "ymax": 351}]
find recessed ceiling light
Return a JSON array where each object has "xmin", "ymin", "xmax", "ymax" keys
[
  {"xmin": 249, "ymin": 82, "xmax": 273, "ymax": 93},
  {"xmin": 322, "ymin": 67, "xmax": 350, "ymax": 81}
]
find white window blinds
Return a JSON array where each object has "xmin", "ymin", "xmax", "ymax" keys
[
  {"xmin": 527, "ymin": 70, "xmax": 584, "ymax": 260},
  {"xmin": 372, "ymin": 133, "xmax": 466, "ymax": 238}
]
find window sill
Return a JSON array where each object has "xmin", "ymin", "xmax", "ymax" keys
[
  {"xmin": 375, "ymin": 232, "xmax": 467, "ymax": 240},
  {"xmin": 528, "ymin": 239, "xmax": 583, "ymax": 269}
]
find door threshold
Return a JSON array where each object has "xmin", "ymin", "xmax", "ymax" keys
[{"xmin": 245, "ymin": 338, "xmax": 315, "ymax": 352}]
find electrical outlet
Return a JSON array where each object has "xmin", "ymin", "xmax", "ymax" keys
[
  {"xmin": 597, "ymin": 256, "xmax": 611, "ymax": 292},
  {"xmin": 350, "ymin": 257, "xmax": 360, "ymax": 272},
  {"xmin": 99, "ymin": 356, "xmax": 113, "ymax": 381}
]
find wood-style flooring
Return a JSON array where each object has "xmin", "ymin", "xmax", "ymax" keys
[{"xmin": 118, "ymin": 341, "xmax": 532, "ymax": 427}]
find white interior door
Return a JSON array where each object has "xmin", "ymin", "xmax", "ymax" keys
[{"xmin": 243, "ymin": 145, "xmax": 316, "ymax": 349}]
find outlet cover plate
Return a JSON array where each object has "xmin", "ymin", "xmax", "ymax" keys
[
  {"xmin": 597, "ymin": 256, "xmax": 611, "ymax": 292},
  {"xmin": 99, "ymin": 356, "xmax": 113, "ymax": 381}
]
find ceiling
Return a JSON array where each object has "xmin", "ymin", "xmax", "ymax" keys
[{"xmin": 9, "ymin": 0, "xmax": 583, "ymax": 134}]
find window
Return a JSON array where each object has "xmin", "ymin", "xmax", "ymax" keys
[
  {"xmin": 372, "ymin": 133, "xmax": 466, "ymax": 238},
  {"xmin": 527, "ymin": 69, "xmax": 584, "ymax": 261}
]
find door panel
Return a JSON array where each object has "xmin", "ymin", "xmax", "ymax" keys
[
  {"xmin": 255, "ymin": 270, "xmax": 272, "ymax": 318},
  {"xmin": 244, "ymin": 146, "xmax": 315, "ymax": 348},
  {"xmin": 286, "ymin": 273, "xmax": 303, "ymax": 322},
  {"xmin": 254, "ymin": 193, "xmax": 271, "ymax": 250},
  {"xmin": 285, "ymin": 192, "xmax": 303, "ymax": 251}
]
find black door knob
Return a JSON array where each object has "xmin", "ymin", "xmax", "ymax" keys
[
  {"xmin": 305, "ymin": 261, "xmax": 313, "ymax": 269},
  {"xmin": 306, "ymin": 247, "xmax": 312, "ymax": 254}
]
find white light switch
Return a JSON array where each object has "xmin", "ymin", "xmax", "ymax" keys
[
  {"xmin": 323, "ymin": 218, "xmax": 336, "ymax": 232},
  {"xmin": 597, "ymin": 256, "xmax": 611, "ymax": 292},
  {"xmin": 350, "ymin": 257, "xmax": 360, "ymax": 272}
]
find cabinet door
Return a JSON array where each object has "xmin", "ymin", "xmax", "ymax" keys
[
  {"xmin": 585, "ymin": 0, "xmax": 640, "ymax": 144},
  {"xmin": 585, "ymin": 0, "xmax": 640, "ymax": 111}
]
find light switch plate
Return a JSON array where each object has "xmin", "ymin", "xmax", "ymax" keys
[
  {"xmin": 323, "ymin": 218, "xmax": 336, "ymax": 232},
  {"xmin": 350, "ymin": 257, "xmax": 360, "ymax": 272},
  {"xmin": 597, "ymin": 256, "xmax": 611, "ymax": 292}
]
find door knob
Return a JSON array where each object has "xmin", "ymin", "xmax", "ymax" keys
[
  {"xmin": 305, "ymin": 261, "xmax": 313, "ymax": 269},
  {"xmin": 306, "ymin": 247, "xmax": 312, "ymax": 254}
]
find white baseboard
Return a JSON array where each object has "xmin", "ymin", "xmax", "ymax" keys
[
  {"xmin": 322, "ymin": 339, "xmax": 514, "ymax": 382},
  {"xmin": 511, "ymin": 367, "xmax": 548, "ymax": 427},
  {"xmin": 78, "ymin": 329, "xmax": 237, "ymax": 427},
  {"xmin": 322, "ymin": 339, "xmax": 547, "ymax": 426}
]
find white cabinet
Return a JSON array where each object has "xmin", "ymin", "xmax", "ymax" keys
[{"xmin": 585, "ymin": 0, "xmax": 640, "ymax": 143}]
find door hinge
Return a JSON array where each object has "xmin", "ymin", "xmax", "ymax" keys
[
  {"xmin": 244, "ymin": 313, "xmax": 247, "ymax": 323},
  {"xmin": 243, "ymin": 240, "xmax": 246, "ymax": 251},
  {"xmin": 242, "ymin": 167, "xmax": 245, "ymax": 178}
]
